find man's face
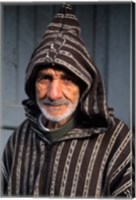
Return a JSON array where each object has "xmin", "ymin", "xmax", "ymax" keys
[{"xmin": 35, "ymin": 67, "xmax": 80, "ymax": 124}]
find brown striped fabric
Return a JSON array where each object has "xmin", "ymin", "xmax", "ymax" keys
[
  {"xmin": 1, "ymin": 4, "xmax": 133, "ymax": 198},
  {"xmin": 25, "ymin": 4, "xmax": 115, "ymax": 127},
  {"xmin": 2, "ymin": 117, "xmax": 132, "ymax": 197}
]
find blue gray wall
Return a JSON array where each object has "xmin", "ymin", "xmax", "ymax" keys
[{"xmin": 1, "ymin": 3, "xmax": 132, "ymax": 155}]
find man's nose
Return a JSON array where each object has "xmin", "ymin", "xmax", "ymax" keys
[{"xmin": 47, "ymin": 80, "xmax": 62, "ymax": 100}]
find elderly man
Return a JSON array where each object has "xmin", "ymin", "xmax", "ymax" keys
[{"xmin": 2, "ymin": 4, "xmax": 132, "ymax": 197}]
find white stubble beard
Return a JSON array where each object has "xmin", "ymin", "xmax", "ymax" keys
[{"xmin": 36, "ymin": 96, "xmax": 79, "ymax": 123}]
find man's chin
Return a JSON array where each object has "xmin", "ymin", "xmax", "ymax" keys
[
  {"xmin": 37, "ymin": 100, "xmax": 79, "ymax": 124},
  {"xmin": 43, "ymin": 114, "xmax": 70, "ymax": 123},
  {"xmin": 42, "ymin": 109, "xmax": 74, "ymax": 123}
]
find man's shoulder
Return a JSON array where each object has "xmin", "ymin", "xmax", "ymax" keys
[
  {"xmin": 3, "ymin": 119, "xmax": 32, "ymax": 154},
  {"xmin": 110, "ymin": 117, "xmax": 130, "ymax": 132},
  {"xmin": 16, "ymin": 118, "xmax": 31, "ymax": 132},
  {"xmin": 85, "ymin": 117, "xmax": 131, "ymax": 140},
  {"xmin": 8, "ymin": 119, "xmax": 32, "ymax": 142},
  {"xmin": 106, "ymin": 117, "xmax": 131, "ymax": 141}
]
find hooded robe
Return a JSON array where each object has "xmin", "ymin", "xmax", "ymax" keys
[{"xmin": 2, "ymin": 4, "xmax": 132, "ymax": 197}]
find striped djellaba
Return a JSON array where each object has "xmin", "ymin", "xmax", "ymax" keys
[
  {"xmin": 2, "ymin": 114, "xmax": 132, "ymax": 197},
  {"xmin": 1, "ymin": 4, "xmax": 133, "ymax": 198}
]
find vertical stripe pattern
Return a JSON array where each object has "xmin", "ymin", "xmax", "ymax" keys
[
  {"xmin": 33, "ymin": 140, "xmax": 46, "ymax": 196},
  {"xmin": 29, "ymin": 132, "xmax": 37, "ymax": 194},
  {"xmin": 22, "ymin": 130, "xmax": 32, "ymax": 194},
  {"xmin": 95, "ymin": 121, "xmax": 124, "ymax": 197},
  {"xmin": 83, "ymin": 133, "xmax": 105, "ymax": 197},
  {"xmin": 50, "ymin": 142, "xmax": 65, "ymax": 196},
  {"xmin": 1, "ymin": 4, "xmax": 132, "ymax": 198},
  {"xmin": 70, "ymin": 140, "xmax": 89, "ymax": 197},
  {"xmin": 2, "ymin": 118, "xmax": 132, "ymax": 197},
  {"xmin": 59, "ymin": 140, "xmax": 77, "ymax": 197}
]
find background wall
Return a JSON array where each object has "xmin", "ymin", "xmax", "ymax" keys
[{"xmin": 1, "ymin": 3, "xmax": 132, "ymax": 156}]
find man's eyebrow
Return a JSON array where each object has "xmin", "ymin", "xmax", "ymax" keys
[
  {"xmin": 36, "ymin": 72, "xmax": 51, "ymax": 80},
  {"xmin": 60, "ymin": 74, "xmax": 74, "ymax": 81},
  {"xmin": 37, "ymin": 71, "xmax": 50, "ymax": 77}
]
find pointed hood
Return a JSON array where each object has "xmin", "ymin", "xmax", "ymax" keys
[{"xmin": 24, "ymin": 4, "xmax": 115, "ymax": 128}]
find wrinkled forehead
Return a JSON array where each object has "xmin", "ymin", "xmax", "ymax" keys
[
  {"xmin": 35, "ymin": 64, "xmax": 85, "ymax": 87},
  {"xmin": 36, "ymin": 65, "xmax": 69, "ymax": 77}
]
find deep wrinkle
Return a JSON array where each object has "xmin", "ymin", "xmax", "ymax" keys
[{"xmin": 35, "ymin": 67, "xmax": 80, "ymax": 129}]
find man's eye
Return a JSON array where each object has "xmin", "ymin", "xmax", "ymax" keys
[
  {"xmin": 62, "ymin": 75, "xmax": 72, "ymax": 82},
  {"xmin": 42, "ymin": 75, "xmax": 52, "ymax": 80}
]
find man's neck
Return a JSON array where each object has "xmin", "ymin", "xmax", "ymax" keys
[{"xmin": 42, "ymin": 115, "xmax": 72, "ymax": 130}]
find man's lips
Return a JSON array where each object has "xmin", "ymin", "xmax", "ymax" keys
[
  {"xmin": 44, "ymin": 104, "xmax": 66, "ymax": 110},
  {"xmin": 44, "ymin": 103, "xmax": 64, "ymax": 106},
  {"xmin": 42, "ymin": 98, "xmax": 69, "ymax": 106}
]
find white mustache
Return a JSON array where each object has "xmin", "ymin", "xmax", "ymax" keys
[{"xmin": 42, "ymin": 98, "xmax": 70, "ymax": 106}]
